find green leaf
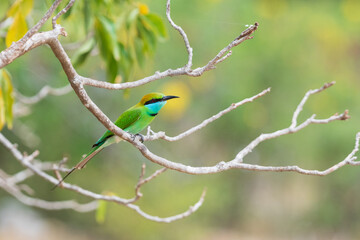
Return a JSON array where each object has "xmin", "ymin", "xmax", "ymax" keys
[
  {"xmin": 95, "ymin": 200, "xmax": 107, "ymax": 224},
  {"xmin": 72, "ymin": 38, "xmax": 96, "ymax": 67},
  {"xmin": 137, "ymin": 19, "xmax": 156, "ymax": 54},
  {"xmin": 126, "ymin": 8, "xmax": 139, "ymax": 28},
  {"xmin": 45, "ymin": 0, "xmax": 55, "ymax": 9},
  {"xmin": 143, "ymin": 13, "xmax": 168, "ymax": 40},
  {"xmin": 0, "ymin": 37, "xmax": 4, "ymax": 49},
  {"xmin": 118, "ymin": 43, "xmax": 133, "ymax": 82},
  {"xmin": 0, "ymin": 1, "xmax": 10, "ymax": 19},
  {"xmin": 116, "ymin": 14, "xmax": 128, "ymax": 46},
  {"xmin": 62, "ymin": 2, "xmax": 74, "ymax": 19},
  {"xmin": 83, "ymin": 0, "xmax": 92, "ymax": 33},
  {"xmin": 0, "ymin": 88, "xmax": 5, "ymax": 131},
  {"xmin": 0, "ymin": 69, "xmax": 14, "ymax": 130},
  {"xmin": 126, "ymin": 14, "xmax": 138, "ymax": 50},
  {"xmin": 106, "ymin": 55, "xmax": 118, "ymax": 83},
  {"xmin": 94, "ymin": 16, "xmax": 120, "ymax": 61},
  {"xmin": 7, "ymin": 0, "xmax": 33, "ymax": 18},
  {"xmin": 6, "ymin": 11, "xmax": 28, "ymax": 47},
  {"xmin": 134, "ymin": 38, "xmax": 145, "ymax": 67},
  {"xmin": 2, "ymin": 70, "xmax": 14, "ymax": 129}
]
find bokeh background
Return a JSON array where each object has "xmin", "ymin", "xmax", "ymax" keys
[{"xmin": 1, "ymin": 0, "xmax": 360, "ymax": 239}]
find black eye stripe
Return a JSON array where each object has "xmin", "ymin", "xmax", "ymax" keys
[{"xmin": 145, "ymin": 98, "xmax": 162, "ymax": 105}]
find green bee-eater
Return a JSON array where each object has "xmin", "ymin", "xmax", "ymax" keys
[{"xmin": 53, "ymin": 93, "xmax": 179, "ymax": 189}]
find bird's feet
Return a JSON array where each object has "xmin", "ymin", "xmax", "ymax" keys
[{"xmin": 131, "ymin": 133, "xmax": 144, "ymax": 143}]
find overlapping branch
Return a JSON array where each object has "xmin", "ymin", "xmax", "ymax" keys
[
  {"xmin": 0, "ymin": 0, "xmax": 66, "ymax": 68},
  {"xmin": 52, "ymin": 0, "xmax": 76, "ymax": 28},
  {"xmin": 127, "ymin": 164, "xmax": 168, "ymax": 203},
  {"xmin": 0, "ymin": 133, "xmax": 206, "ymax": 222},
  {"xmin": 127, "ymin": 83, "xmax": 357, "ymax": 176},
  {"xmin": 15, "ymin": 84, "xmax": 72, "ymax": 105},
  {"xmin": 0, "ymin": 175, "xmax": 98, "ymax": 212},
  {"xmin": 0, "ymin": 26, "xmax": 67, "ymax": 68},
  {"xmin": 0, "ymin": 0, "xmax": 359, "ymax": 223},
  {"xmin": 145, "ymin": 87, "xmax": 271, "ymax": 142}
]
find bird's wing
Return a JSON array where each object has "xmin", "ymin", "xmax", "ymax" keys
[
  {"xmin": 52, "ymin": 109, "xmax": 142, "ymax": 190},
  {"xmin": 92, "ymin": 108, "xmax": 141, "ymax": 147},
  {"xmin": 114, "ymin": 108, "xmax": 142, "ymax": 130}
]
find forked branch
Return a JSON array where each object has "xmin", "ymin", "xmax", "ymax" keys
[
  {"xmin": 0, "ymin": 0, "xmax": 358, "ymax": 223},
  {"xmin": 0, "ymin": 133, "xmax": 206, "ymax": 222}
]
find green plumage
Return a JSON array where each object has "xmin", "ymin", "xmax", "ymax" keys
[
  {"xmin": 93, "ymin": 108, "xmax": 142, "ymax": 148},
  {"xmin": 52, "ymin": 93, "xmax": 179, "ymax": 189}
]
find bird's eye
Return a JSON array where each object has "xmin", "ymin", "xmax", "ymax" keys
[{"xmin": 145, "ymin": 98, "xmax": 160, "ymax": 105}]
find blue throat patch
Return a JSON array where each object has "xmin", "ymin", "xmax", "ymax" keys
[{"xmin": 145, "ymin": 101, "xmax": 166, "ymax": 115}]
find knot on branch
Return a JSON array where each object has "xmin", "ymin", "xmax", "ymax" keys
[
  {"xmin": 59, "ymin": 27, "xmax": 68, "ymax": 37},
  {"xmin": 216, "ymin": 161, "xmax": 227, "ymax": 170},
  {"xmin": 236, "ymin": 22, "xmax": 259, "ymax": 40},
  {"xmin": 339, "ymin": 109, "xmax": 350, "ymax": 120},
  {"xmin": 322, "ymin": 81, "xmax": 336, "ymax": 90},
  {"xmin": 157, "ymin": 131, "xmax": 166, "ymax": 138},
  {"xmin": 333, "ymin": 109, "xmax": 350, "ymax": 121}
]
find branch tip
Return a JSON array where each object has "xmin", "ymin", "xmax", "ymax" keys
[
  {"xmin": 340, "ymin": 109, "xmax": 350, "ymax": 120},
  {"xmin": 322, "ymin": 81, "xmax": 336, "ymax": 90},
  {"xmin": 201, "ymin": 188, "xmax": 207, "ymax": 198},
  {"xmin": 236, "ymin": 22, "xmax": 259, "ymax": 40}
]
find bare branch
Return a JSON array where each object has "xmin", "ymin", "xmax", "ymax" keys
[
  {"xmin": 0, "ymin": 0, "xmax": 358, "ymax": 223},
  {"xmin": 166, "ymin": 0, "xmax": 193, "ymax": 69},
  {"xmin": 16, "ymin": 84, "xmax": 72, "ymax": 104},
  {"xmin": 0, "ymin": 133, "xmax": 206, "ymax": 222},
  {"xmin": 52, "ymin": 0, "xmax": 76, "ymax": 28},
  {"xmin": 41, "ymin": 14, "xmax": 354, "ymax": 179},
  {"xmin": 19, "ymin": 0, "xmax": 63, "ymax": 44},
  {"xmin": 290, "ymin": 81, "xmax": 336, "ymax": 128},
  {"xmin": 0, "ymin": 176, "xmax": 97, "ymax": 212},
  {"xmin": 139, "ymin": 167, "xmax": 168, "ymax": 187},
  {"xmin": 190, "ymin": 22, "xmax": 259, "ymax": 76},
  {"xmin": 79, "ymin": 22, "xmax": 258, "ymax": 90},
  {"xmin": 146, "ymin": 87, "xmax": 271, "ymax": 142},
  {"xmin": 230, "ymin": 131, "xmax": 360, "ymax": 175},
  {"xmin": 0, "ymin": 26, "xmax": 67, "ymax": 68},
  {"xmin": 128, "ymin": 164, "xmax": 167, "ymax": 203},
  {"xmin": 123, "ymin": 83, "xmax": 353, "ymax": 176},
  {"xmin": 129, "ymin": 188, "xmax": 207, "ymax": 223},
  {"xmin": 42, "ymin": 27, "xmax": 265, "ymax": 178},
  {"xmin": 235, "ymin": 82, "xmax": 349, "ymax": 162}
]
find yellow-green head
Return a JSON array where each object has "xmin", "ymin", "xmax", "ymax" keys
[{"xmin": 140, "ymin": 92, "xmax": 179, "ymax": 115}]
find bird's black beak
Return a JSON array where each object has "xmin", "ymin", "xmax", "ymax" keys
[{"xmin": 162, "ymin": 95, "xmax": 179, "ymax": 101}]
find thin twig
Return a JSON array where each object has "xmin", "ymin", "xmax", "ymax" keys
[
  {"xmin": 0, "ymin": 0, "xmax": 358, "ymax": 224},
  {"xmin": 0, "ymin": 26, "xmax": 66, "ymax": 68},
  {"xmin": 126, "ymin": 83, "xmax": 353, "ymax": 175},
  {"xmin": 146, "ymin": 88, "xmax": 271, "ymax": 142},
  {"xmin": 0, "ymin": 177, "xmax": 98, "ymax": 212},
  {"xmin": 52, "ymin": 0, "xmax": 76, "ymax": 28},
  {"xmin": 0, "ymin": 133, "xmax": 206, "ymax": 222},
  {"xmin": 236, "ymin": 82, "xmax": 349, "ymax": 161},
  {"xmin": 290, "ymin": 81, "xmax": 336, "ymax": 128},
  {"xmin": 19, "ymin": 0, "xmax": 63, "ymax": 44},
  {"xmin": 15, "ymin": 84, "xmax": 72, "ymax": 104},
  {"xmin": 79, "ymin": 22, "xmax": 258, "ymax": 89},
  {"xmin": 166, "ymin": 0, "xmax": 193, "ymax": 69},
  {"xmin": 127, "ymin": 164, "xmax": 167, "ymax": 203}
]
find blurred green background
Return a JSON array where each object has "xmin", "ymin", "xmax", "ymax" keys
[{"xmin": 1, "ymin": 0, "xmax": 360, "ymax": 239}]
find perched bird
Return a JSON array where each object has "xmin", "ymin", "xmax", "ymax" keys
[{"xmin": 52, "ymin": 93, "xmax": 179, "ymax": 189}]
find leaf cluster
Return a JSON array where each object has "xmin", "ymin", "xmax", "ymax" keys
[
  {"xmin": 67, "ymin": 0, "xmax": 168, "ymax": 83},
  {"xmin": 0, "ymin": 0, "xmax": 168, "ymax": 83},
  {"xmin": 0, "ymin": 69, "xmax": 14, "ymax": 130}
]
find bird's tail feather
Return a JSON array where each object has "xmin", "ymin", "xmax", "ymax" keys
[
  {"xmin": 75, "ymin": 146, "xmax": 104, "ymax": 169},
  {"xmin": 51, "ymin": 146, "xmax": 104, "ymax": 190}
]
